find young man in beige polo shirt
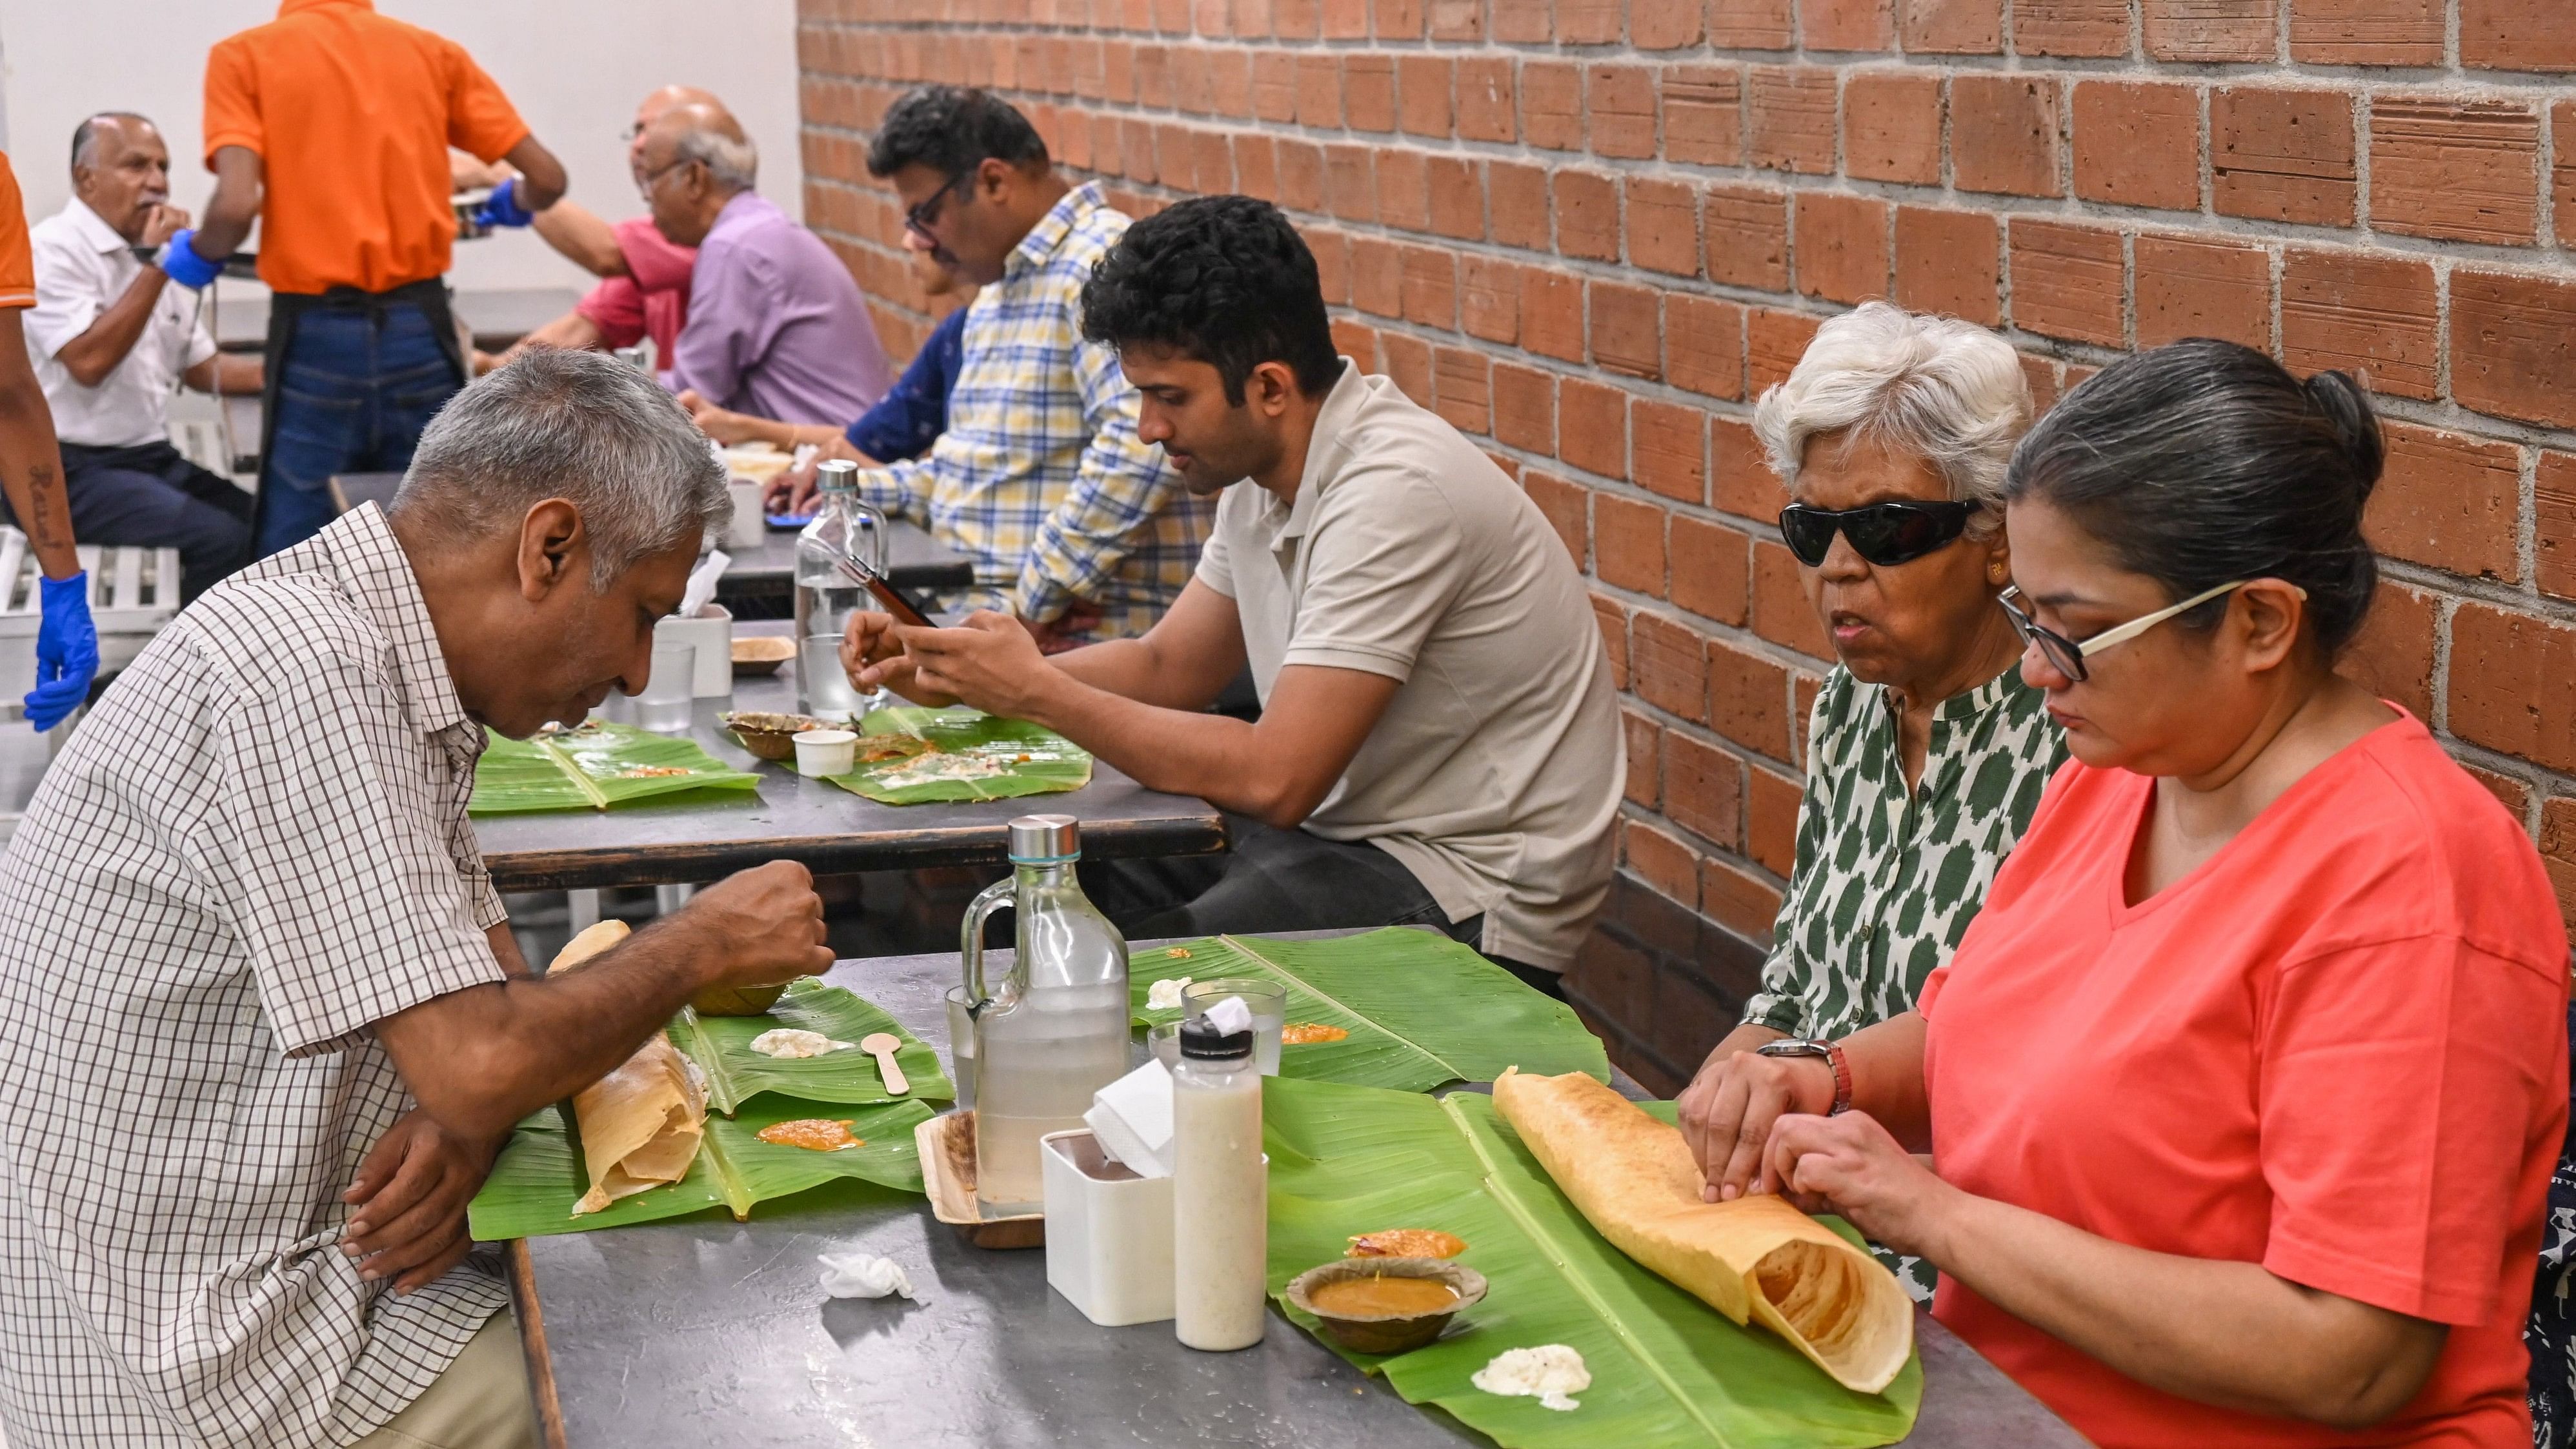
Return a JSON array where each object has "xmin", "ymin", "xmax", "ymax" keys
[{"xmin": 841, "ymin": 195, "xmax": 1623, "ymax": 987}]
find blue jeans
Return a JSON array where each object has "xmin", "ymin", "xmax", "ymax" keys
[
  {"xmin": 56, "ymin": 441, "xmax": 253, "ymax": 601},
  {"xmin": 255, "ymin": 302, "xmax": 458, "ymax": 557}
]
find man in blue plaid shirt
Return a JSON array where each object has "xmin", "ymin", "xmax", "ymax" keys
[{"xmin": 773, "ymin": 87, "xmax": 1210, "ymax": 643}]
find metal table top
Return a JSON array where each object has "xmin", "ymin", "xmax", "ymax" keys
[
  {"xmin": 716, "ymin": 522, "xmax": 978, "ymax": 597},
  {"xmin": 472, "ymin": 669, "xmax": 1224, "ymax": 892},
  {"xmin": 511, "ymin": 942, "xmax": 2089, "ymax": 1449}
]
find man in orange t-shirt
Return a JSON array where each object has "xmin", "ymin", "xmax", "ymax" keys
[
  {"xmin": 0, "ymin": 151, "xmax": 99, "ymax": 732},
  {"xmin": 172, "ymin": 0, "xmax": 567, "ymax": 556}
]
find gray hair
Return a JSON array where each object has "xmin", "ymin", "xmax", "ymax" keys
[
  {"xmin": 70, "ymin": 112, "xmax": 152, "ymax": 172},
  {"xmin": 674, "ymin": 124, "xmax": 758, "ymax": 190},
  {"xmin": 391, "ymin": 348, "xmax": 729, "ymax": 586},
  {"xmin": 1752, "ymin": 301, "xmax": 2030, "ymax": 537}
]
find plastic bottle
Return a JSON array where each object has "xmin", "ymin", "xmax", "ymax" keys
[{"xmin": 1172, "ymin": 1007, "xmax": 1266, "ymax": 1351}]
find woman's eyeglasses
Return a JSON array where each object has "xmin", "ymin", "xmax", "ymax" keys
[
  {"xmin": 1998, "ymin": 579, "xmax": 2291, "ymax": 683},
  {"xmin": 1777, "ymin": 501, "xmax": 1981, "ymax": 568}
]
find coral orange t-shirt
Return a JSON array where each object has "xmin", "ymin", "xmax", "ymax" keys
[
  {"xmin": 1920, "ymin": 710, "xmax": 2568, "ymax": 1449},
  {"xmin": 0, "ymin": 154, "xmax": 34, "ymax": 310},
  {"xmin": 202, "ymin": 0, "xmax": 528, "ymax": 295}
]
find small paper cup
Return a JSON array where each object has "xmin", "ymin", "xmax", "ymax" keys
[{"xmin": 792, "ymin": 728, "xmax": 858, "ymax": 778}]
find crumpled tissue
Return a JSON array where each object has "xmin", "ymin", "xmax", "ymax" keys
[{"xmin": 819, "ymin": 1252, "xmax": 918, "ymax": 1301}]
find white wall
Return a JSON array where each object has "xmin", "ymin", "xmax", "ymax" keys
[{"xmin": 0, "ymin": 0, "xmax": 803, "ymax": 294}]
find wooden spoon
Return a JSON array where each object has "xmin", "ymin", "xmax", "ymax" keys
[{"xmin": 860, "ymin": 1032, "xmax": 910, "ymax": 1096}]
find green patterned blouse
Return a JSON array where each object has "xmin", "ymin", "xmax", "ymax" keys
[{"xmin": 1741, "ymin": 663, "xmax": 2066, "ymax": 1043}]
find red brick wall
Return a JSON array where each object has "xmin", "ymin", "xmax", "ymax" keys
[{"xmin": 796, "ymin": 0, "xmax": 2576, "ymax": 945}]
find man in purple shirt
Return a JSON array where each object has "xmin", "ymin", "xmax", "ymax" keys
[{"xmin": 639, "ymin": 102, "xmax": 891, "ymax": 427}]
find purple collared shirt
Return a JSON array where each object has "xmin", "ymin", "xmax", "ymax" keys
[{"xmin": 668, "ymin": 192, "xmax": 892, "ymax": 425}]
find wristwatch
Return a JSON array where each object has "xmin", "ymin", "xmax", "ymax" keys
[{"xmin": 1755, "ymin": 1037, "xmax": 1853, "ymax": 1115}]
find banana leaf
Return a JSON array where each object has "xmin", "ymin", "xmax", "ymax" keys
[
  {"xmin": 468, "ymin": 1094, "xmax": 934, "ymax": 1239},
  {"xmin": 668, "ymin": 977, "xmax": 954, "ymax": 1115},
  {"xmin": 1129, "ymin": 930, "xmax": 1609, "ymax": 1091},
  {"xmin": 826, "ymin": 705, "xmax": 1092, "ymax": 804},
  {"xmin": 1265, "ymin": 1077, "xmax": 1922, "ymax": 1449},
  {"xmin": 469, "ymin": 722, "xmax": 761, "ymax": 815}
]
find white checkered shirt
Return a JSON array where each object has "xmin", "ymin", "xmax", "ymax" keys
[{"xmin": 0, "ymin": 504, "xmax": 512, "ymax": 1448}]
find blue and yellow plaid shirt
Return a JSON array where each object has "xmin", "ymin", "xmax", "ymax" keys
[{"xmin": 855, "ymin": 183, "xmax": 1213, "ymax": 640}]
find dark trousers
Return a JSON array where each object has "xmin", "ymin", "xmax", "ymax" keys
[
  {"xmin": 54, "ymin": 441, "xmax": 253, "ymax": 602},
  {"xmin": 256, "ymin": 300, "xmax": 458, "ymax": 557},
  {"xmin": 1080, "ymin": 814, "xmax": 1565, "ymax": 999}
]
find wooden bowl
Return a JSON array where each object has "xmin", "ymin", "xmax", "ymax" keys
[
  {"xmin": 691, "ymin": 983, "xmax": 789, "ymax": 1015},
  {"xmin": 730, "ymin": 635, "xmax": 797, "ymax": 678},
  {"xmin": 1284, "ymin": 1257, "xmax": 1486, "ymax": 1354},
  {"xmin": 917, "ymin": 1110, "xmax": 1046, "ymax": 1249},
  {"xmin": 721, "ymin": 710, "xmax": 827, "ymax": 761}
]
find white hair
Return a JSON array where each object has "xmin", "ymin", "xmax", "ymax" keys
[
  {"xmin": 1751, "ymin": 302, "xmax": 2031, "ymax": 536},
  {"xmin": 674, "ymin": 124, "xmax": 758, "ymax": 190}
]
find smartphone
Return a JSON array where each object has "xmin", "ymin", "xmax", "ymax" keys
[{"xmin": 840, "ymin": 556, "xmax": 936, "ymax": 628}]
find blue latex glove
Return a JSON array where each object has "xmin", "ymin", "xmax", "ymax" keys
[
  {"xmin": 157, "ymin": 229, "xmax": 224, "ymax": 290},
  {"xmin": 26, "ymin": 573, "xmax": 97, "ymax": 732},
  {"xmin": 472, "ymin": 177, "xmax": 536, "ymax": 229}
]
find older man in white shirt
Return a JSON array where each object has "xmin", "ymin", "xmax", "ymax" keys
[{"xmin": 25, "ymin": 113, "xmax": 260, "ymax": 599}]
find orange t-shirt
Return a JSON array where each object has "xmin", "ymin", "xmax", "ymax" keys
[
  {"xmin": 202, "ymin": 0, "xmax": 528, "ymax": 295},
  {"xmin": 0, "ymin": 153, "xmax": 34, "ymax": 309},
  {"xmin": 1920, "ymin": 710, "xmax": 2568, "ymax": 1449}
]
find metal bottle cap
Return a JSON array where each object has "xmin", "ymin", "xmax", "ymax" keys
[
  {"xmin": 1006, "ymin": 814, "xmax": 1080, "ymax": 864},
  {"xmin": 816, "ymin": 457, "xmax": 859, "ymax": 494}
]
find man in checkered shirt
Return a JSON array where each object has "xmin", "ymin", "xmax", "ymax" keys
[{"xmin": 0, "ymin": 350, "xmax": 834, "ymax": 1448}]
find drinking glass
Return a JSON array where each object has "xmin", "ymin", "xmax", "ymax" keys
[
  {"xmin": 945, "ymin": 984, "xmax": 980, "ymax": 1110},
  {"xmin": 638, "ymin": 638, "xmax": 697, "ymax": 733},
  {"xmin": 800, "ymin": 633, "xmax": 865, "ymax": 722},
  {"xmin": 1180, "ymin": 978, "xmax": 1287, "ymax": 1076},
  {"xmin": 1146, "ymin": 1021, "xmax": 1182, "ymax": 1070}
]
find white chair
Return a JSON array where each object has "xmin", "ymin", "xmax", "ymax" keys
[{"xmin": 0, "ymin": 532, "xmax": 184, "ymax": 846}]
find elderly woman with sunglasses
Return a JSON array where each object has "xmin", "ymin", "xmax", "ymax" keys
[
  {"xmin": 1684, "ymin": 339, "xmax": 2568, "ymax": 1449},
  {"xmin": 1675, "ymin": 304, "xmax": 2064, "ymax": 1297}
]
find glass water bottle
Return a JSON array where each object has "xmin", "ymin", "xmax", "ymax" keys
[{"xmin": 793, "ymin": 457, "xmax": 888, "ymax": 720}]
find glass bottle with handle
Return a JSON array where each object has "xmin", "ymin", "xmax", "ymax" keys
[
  {"xmin": 793, "ymin": 458, "xmax": 888, "ymax": 721},
  {"xmin": 960, "ymin": 814, "xmax": 1132, "ymax": 1215}
]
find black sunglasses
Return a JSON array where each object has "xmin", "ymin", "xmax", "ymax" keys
[
  {"xmin": 1777, "ymin": 500, "xmax": 1981, "ymax": 568},
  {"xmin": 903, "ymin": 171, "xmax": 974, "ymax": 237}
]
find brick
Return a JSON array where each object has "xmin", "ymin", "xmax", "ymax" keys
[
  {"xmin": 1376, "ymin": 149, "xmax": 1430, "ymax": 232},
  {"xmin": 1294, "ymin": 53, "xmax": 1342, "ymax": 128},
  {"xmin": 2289, "ymin": 0, "xmax": 2442, "ymax": 64},
  {"xmin": 2448, "ymin": 603, "xmax": 2576, "ymax": 772},
  {"xmin": 2073, "ymin": 81, "xmax": 2202, "ymax": 212},
  {"xmin": 2339, "ymin": 580, "xmax": 2437, "ymax": 722},
  {"xmin": 2460, "ymin": 0, "xmax": 2576, "ymax": 72},
  {"xmin": 1701, "ymin": 857, "xmax": 1784, "ymax": 940},
  {"xmin": 2009, "ymin": 220, "xmax": 2125, "ymax": 347},
  {"xmin": 1844, "ymin": 72, "xmax": 1945, "ymax": 186},
  {"xmin": 1374, "ymin": 0, "xmax": 1424, "ymax": 36},
  {"xmin": 1429, "ymin": 0, "xmax": 1482, "ymax": 39},
  {"xmin": 1893, "ymin": 206, "xmax": 2002, "ymax": 326},
  {"xmin": 2133, "ymin": 235, "xmax": 2270, "ymax": 350},
  {"xmin": 1432, "ymin": 347, "xmax": 1490, "ymax": 435},
  {"xmin": 1627, "ymin": 179, "xmax": 1700, "ymax": 277},
  {"xmin": 2015, "ymin": 0, "xmax": 2129, "ymax": 55},
  {"xmin": 1380, "ymin": 332, "xmax": 1433, "ymax": 406},
  {"xmin": 1556, "ymin": 170, "xmax": 1622, "ymax": 261},
  {"xmin": 1752, "ymin": 538, "xmax": 1835, "ymax": 657},
  {"xmin": 1329, "ymin": 317, "xmax": 1380, "ymax": 368},
  {"xmin": 1398, "ymin": 55, "xmax": 1453, "ymax": 136},
  {"xmin": 1709, "ymin": 0, "xmax": 1795, "ymax": 48},
  {"xmin": 2557, "ymin": 103, "xmax": 2576, "ymax": 243},
  {"xmin": 1792, "ymin": 673, "xmax": 1824, "ymax": 764},
  {"xmin": 2144, "ymin": 0, "xmax": 2276, "ymax": 61},
  {"xmin": 2542, "ymin": 801, "xmax": 2576, "ymax": 932},
  {"xmin": 2212, "ymin": 87, "xmax": 2357, "ymax": 226},
  {"xmin": 1325, "ymin": 143, "xmax": 1376, "ymax": 221},
  {"xmin": 2463, "ymin": 763, "xmax": 2532, "ymax": 821},
  {"xmin": 1593, "ymin": 594, "xmax": 1629, "ymax": 689},
  {"xmin": 1457, "ymin": 58, "xmax": 1515, "ymax": 143},
  {"xmin": 1276, "ymin": 141, "xmax": 1325, "ymax": 212},
  {"xmin": 1795, "ymin": 192, "xmax": 1891, "ymax": 306},
  {"xmin": 1713, "ymin": 417, "xmax": 1786, "ymax": 517},
  {"xmin": 1524, "ymin": 62, "xmax": 1584, "ymax": 152},
  {"xmin": 1349, "ymin": 237, "xmax": 1402, "ymax": 317},
  {"xmin": 1951, "ymin": 76, "xmax": 2062, "ymax": 198},
  {"xmin": 1492, "ymin": 0, "xmax": 1551, "ymax": 41},
  {"xmin": 1705, "ymin": 183, "xmax": 1791, "ymax": 290},
  {"xmin": 1524, "ymin": 268, "xmax": 1587, "ymax": 363},
  {"xmin": 1802, "ymin": 0, "xmax": 1893, "ymax": 50},
  {"xmin": 1625, "ymin": 821, "xmax": 1701, "ymax": 910},
  {"xmin": 1560, "ymin": 0, "xmax": 1622, "ymax": 43},
  {"xmin": 1426, "ymin": 155, "xmax": 1484, "ymax": 240},
  {"xmin": 1621, "ymin": 711, "xmax": 1662, "ymax": 806},
  {"xmin": 1634, "ymin": 0, "xmax": 1704, "ymax": 48},
  {"xmin": 1669, "ymin": 295, "xmax": 1747, "ymax": 402},
  {"xmin": 1489, "ymin": 161, "xmax": 1551, "ymax": 251},
  {"xmin": 2372, "ymin": 423, "xmax": 2521, "ymax": 582},
  {"xmin": 1709, "ymin": 637, "xmax": 1791, "ymax": 759},
  {"xmin": 2369, "ymin": 99, "xmax": 2541, "ymax": 247},
  {"xmin": 1309, "ymin": 228, "xmax": 1351, "ymax": 308},
  {"xmin": 1746, "ymin": 765, "xmax": 1801, "ymax": 877},
  {"xmin": 1493, "ymin": 361, "xmax": 1555, "ymax": 452},
  {"xmin": 1747, "ymin": 308, "xmax": 1822, "ymax": 392},
  {"xmin": 1591, "ymin": 282, "xmax": 1663, "ymax": 380},
  {"xmin": 1664, "ymin": 732, "xmax": 1745, "ymax": 847},
  {"xmin": 1902, "ymin": 0, "xmax": 2002, "ymax": 52},
  {"xmin": 1525, "ymin": 472, "xmax": 1585, "ymax": 568},
  {"xmin": 1461, "ymin": 257, "xmax": 1518, "ymax": 344},
  {"xmin": 1562, "ymin": 378, "xmax": 1631, "ymax": 479},
  {"xmin": 1597, "ymin": 494, "xmax": 1670, "ymax": 597},
  {"xmin": 2453, "ymin": 270, "xmax": 2576, "ymax": 429},
  {"xmin": 2279, "ymin": 249, "xmax": 2438, "ymax": 401},
  {"xmin": 1588, "ymin": 65, "xmax": 1659, "ymax": 160},
  {"xmin": 1671, "ymin": 515, "xmax": 1751, "ymax": 625},
  {"xmin": 1399, "ymin": 245, "xmax": 1457, "ymax": 327},
  {"xmin": 1233, "ymin": 134, "xmax": 1280, "ymax": 203},
  {"xmin": 1634, "ymin": 400, "xmax": 1707, "ymax": 503},
  {"xmin": 1633, "ymin": 612, "xmax": 1711, "ymax": 721},
  {"xmin": 2542, "ymin": 453, "xmax": 2576, "ymax": 601},
  {"xmin": 1663, "ymin": 65, "xmax": 1744, "ymax": 167},
  {"xmin": 1747, "ymin": 67, "xmax": 1838, "ymax": 176}
]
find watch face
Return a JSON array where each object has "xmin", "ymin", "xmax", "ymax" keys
[{"xmin": 1756, "ymin": 1039, "xmax": 1829, "ymax": 1059}]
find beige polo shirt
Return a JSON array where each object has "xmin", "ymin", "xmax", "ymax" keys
[{"xmin": 1195, "ymin": 362, "xmax": 1624, "ymax": 969}]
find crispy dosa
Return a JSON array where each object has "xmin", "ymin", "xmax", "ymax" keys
[
  {"xmin": 547, "ymin": 921, "xmax": 708, "ymax": 1215},
  {"xmin": 1492, "ymin": 1068, "xmax": 1912, "ymax": 1395}
]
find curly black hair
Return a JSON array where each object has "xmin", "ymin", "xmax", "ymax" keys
[
  {"xmin": 865, "ymin": 85, "xmax": 1048, "ymax": 180},
  {"xmin": 1079, "ymin": 195, "xmax": 1341, "ymax": 405}
]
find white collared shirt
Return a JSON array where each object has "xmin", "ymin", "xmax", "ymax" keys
[{"xmin": 23, "ymin": 197, "xmax": 216, "ymax": 448}]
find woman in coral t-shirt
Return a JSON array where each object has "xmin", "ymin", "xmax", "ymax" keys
[{"xmin": 1680, "ymin": 339, "xmax": 2570, "ymax": 1448}]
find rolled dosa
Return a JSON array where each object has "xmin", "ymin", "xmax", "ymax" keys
[
  {"xmin": 547, "ymin": 921, "xmax": 708, "ymax": 1215},
  {"xmin": 1492, "ymin": 1068, "xmax": 1912, "ymax": 1395}
]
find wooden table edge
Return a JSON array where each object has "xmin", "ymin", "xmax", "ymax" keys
[
  {"xmin": 509, "ymin": 1238, "xmax": 572, "ymax": 1449},
  {"xmin": 483, "ymin": 812, "xmax": 1227, "ymax": 892}
]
